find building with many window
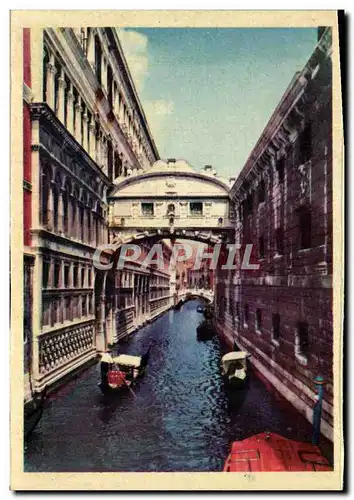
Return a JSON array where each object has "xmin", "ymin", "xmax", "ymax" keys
[
  {"xmin": 23, "ymin": 27, "xmax": 162, "ymax": 401},
  {"xmin": 215, "ymin": 27, "xmax": 333, "ymax": 441}
]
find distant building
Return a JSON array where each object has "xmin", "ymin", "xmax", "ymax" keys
[{"xmin": 215, "ymin": 28, "xmax": 333, "ymax": 441}]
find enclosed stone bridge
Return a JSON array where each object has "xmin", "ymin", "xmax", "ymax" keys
[{"xmin": 107, "ymin": 158, "xmax": 235, "ymax": 247}]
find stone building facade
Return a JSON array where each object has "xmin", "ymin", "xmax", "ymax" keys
[
  {"xmin": 22, "ymin": 27, "xmax": 163, "ymax": 400},
  {"xmin": 215, "ymin": 27, "xmax": 333, "ymax": 441}
]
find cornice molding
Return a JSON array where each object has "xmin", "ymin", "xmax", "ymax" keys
[
  {"xmin": 29, "ymin": 102, "xmax": 111, "ymax": 189},
  {"xmin": 109, "ymin": 170, "xmax": 231, "ymax": 198}
]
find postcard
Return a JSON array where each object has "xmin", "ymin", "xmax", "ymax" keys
[{"xmin": 11, "ymin": 10, "xmax": 343, "ymax": 490}]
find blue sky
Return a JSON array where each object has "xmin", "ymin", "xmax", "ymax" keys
[{"xmin": 118, "ymin": 28, "xmax": 318, "ymax": 179}]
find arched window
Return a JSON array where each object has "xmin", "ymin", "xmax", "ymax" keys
[
  {"xmin": 87, "ymin": 198, "xmax": 92, "ymax": 244},
  {"xmin": 53, "ymin": 172, "xmax": 61, "ymax": 233},
  {"xmin": 42, "ymin": 47, "xmax": 50, "ymax": 102},
  {"xmin": 167, "ymin": 203, "xmax": 175, "ymax": 215},
  {"xmin": 94, "ymin": 35, "xmax": 102, "ymax": 84},
  {"xmin": 54, "ymin": 60, "xmax": 61, "ymax": 115},
  {"xmin": 80, "ymin": 192, "xmax": 86, "ymax": 242},
  {"xmin": 71, "ymin": 186, "xmax": 79, "ymax": 239},
  {"xmin": 41, "ymin": 165, "xmax": 51, "ymax": 227},
  {"xmin": 62, "ymin": 179, "xmax": 71, "ymax": 235}
]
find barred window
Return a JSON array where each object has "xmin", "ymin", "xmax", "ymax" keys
[
  {"xmin": 141, "ymin": 203, "xmax": 154, "ymax": 217},
  {"xmin": 272, "ymin": 313, "xmax": 280, "ymax": 341},
  {"xmin": 256, "ymin": 309, "xmax": 262, "ymax": 332},
  {"xmin": 190, "ymin": 202, "xmax": 203, "ymax": 216}
]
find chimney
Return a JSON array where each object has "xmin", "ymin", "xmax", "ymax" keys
[
  {"xmin": 229, "ymin": 176, "xmax": 236, "ymax": 184},
  {"xmin": 204, "ymin": 165, "xmax": 213, "ymax": 175},
  {"xmin": 167, "ymin": 158, "xmax": 176, "ymax": 166}
]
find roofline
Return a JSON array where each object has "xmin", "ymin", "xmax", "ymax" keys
[
  {"xmin": 230, "ymin": 26, "xmax": 332, "ymax": 199},
  {"xmin": 109, "ymin": 170, "xmax": 231, "ymax": 197},
  {"xmin": 105, "ymin": 28, "xmax": 160, "ymax": 161}
]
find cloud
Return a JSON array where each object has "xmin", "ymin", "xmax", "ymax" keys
[
  {"xmin": 143, "ymin": 100, "xmax": 175, "ymax": 146},
  {"xmin": 116, "ymin": 29, "xmax": 174, "ymax": 155},
  {"xmin": 117, "ymin": 29, "xmax": 149, "ymax": 92},
  {"xmin": 145, "ymin": 100, "xmax": 174, "ymax": 117}
]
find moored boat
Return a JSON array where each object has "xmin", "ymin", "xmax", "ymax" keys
[
  {"xmin": 99, "ymin": 347, "xmax": 151, "ymax": 394},
  {"xmin": 196, "ymin": 319, "xmax": 215, "ymax": 340},
  {"xmin": 221, "ymin": 351, "xmax": 251, "ymax": 387},
  {"xmin": 203, "ymin": 305, "xmax": 213, "ymax": 319},
  {"xmin": 223, "ymin": 432, "xmax": 332, "ymax": 471}
]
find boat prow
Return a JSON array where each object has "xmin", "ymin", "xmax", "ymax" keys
[
  {"xmin": 223, "ymin": 432, "xmax": 332, "ymax": 472},
  {"xmin": 221, "ymin": 351, "xmax": 250, "ymax": 387}
]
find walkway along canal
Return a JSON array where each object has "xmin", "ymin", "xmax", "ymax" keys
[{"xmin": 25, "ymin": 300, "xmax": 333, "ymax": 472}]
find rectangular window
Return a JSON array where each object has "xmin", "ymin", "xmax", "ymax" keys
[
  {"xmin": 298, "ymin": 207, "xmax": 312, "ymax": 249},
  {"xmin": 246, "ymin": 194, "xmax": 253, "ymax": 213},
  {"xmin": 244, "ymin": 304, "xmax": 249, "ymax": 326},
  {"xmin": 82, "ymin": 295, "xmax": 87, "ymax": 316},
  {"xmin": 107, "ymin": 65, "xmax": 113, "ymax": 108},
  {"xmin": 43, "ymin": 261, "xmax": 50, "ymax": 288},
  {"xmin": 190, "ymin": 202, "xmax": 203, "ymax": 216},
  {"xmin": 258, "ymin": 180, "xmax": 265, "ymax": 203},
  {"xmin": 81, "ymin": 267, "xmax": 86, "ymax": 288},
  {"xmin": 299, "ymin": 124, "xmax": 312, "ymax": 164},
  {"xmin": 95, "ymin": 35, "xmax": 102, "ymax": 84},
  {"xmin": 276, "ymin": 158, "xmax": 285, "ymax": 184},
  {"xmin": 64, "ymin": 264, "xmax": 70, "ymax": 288},
  {"xmin": 276, "ymin": 227, "xmax": 284, "ymax": 255},
  {"xmin": 65, "ymin": 296, "xmax": 71, "ymax": 321},
  {"xmin": 297, "ymin": 322, "xmax": 309, "ymax": 358},
  {"xmin": 54, "ymin": 262, "xmax": 61, "ymax": 288},
  {"xmin": 259, "ymin": 236, "xmax": 265, "ymax": 259},
  {"xmin": 141, "ymin": 203, "xmax": 154, "ymax": 217},
  {"xmin": 256, "ymin": 308, "xmax": 262, "ymax": 332},
  {"xmin": 73, "ymin": 265, "xmax": 79, "ymax": 288},
  {"xmin": 272, "ymin": 313, "xmax": 280, "ymax": 341}
]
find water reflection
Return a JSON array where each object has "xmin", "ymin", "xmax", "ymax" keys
[{"xmin": 25, "ymin": 299, "xmax": 326, "ymax": 472}]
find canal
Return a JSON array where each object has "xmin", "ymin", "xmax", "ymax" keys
[{"xmin": 25, "ymin": 299, "xmax": 332, "ymax": 472}]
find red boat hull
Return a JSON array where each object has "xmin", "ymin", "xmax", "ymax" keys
[{"xmin": 223, "ymin": 432, "xmax": 332, "ymax": 472}]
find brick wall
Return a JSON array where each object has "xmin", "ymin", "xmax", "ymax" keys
[{"xmin": 216, "ymin": 28, "xmax": 333, "ymax": 441}]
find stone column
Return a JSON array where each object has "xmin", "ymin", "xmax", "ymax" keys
[
  {"xmin": 57, "ymin": 188, "xmax": 64, "ymax": 234},
  {"xmin": 32, "ymin": 253, "xmax": 43, "ymax": 388},
  {"xmin": 69, "ymin": 262, "xmax": 74, "ymax": 289},
  {"xmin": 105, "ymin": 303, "xmax": 114, "ymax": 346},
  {"xmin": 119, "ymin": 99, "xmax": 125, "ymax": 125},
  {"xmin": 87, "ymin": 33, "xmax": 95, "ymax": 69},
  {"xmin": 92, "ymin": 211, "xmax": 96, "ymax": 246},
  {"xmin": 82, "ymin": 109, "xmax": 89, "ymax": 152},
  {"xmin": 95, "ymin": 129, "xmax": 101, "ymax": 166},
  {"xmin": 95, "ymin": 295, "xmax": 107, "ymax": 353},
  {"xmin": 57, "ymin": 68, "xmax": 66, "ymax": 123},
  {"xmin": 70, "ymin": 196, "xmax": 77, "ymax": 239},
  {"xmin": 66, "ymin": 82, "xmax": 74, "ymax": 135},
  {"xmin": 74, "ymin": 95, "xmax": 82, "ymax": 145},
  {"xmin": 88, "ymin": 119, "xmax": 96, "ymax": 159},
  {"xmin": 47, "ymin": 183, "xmax": 54, "ymax": 231},
  {"xmin": 45, "ymin": 52, "xmax": 56, "ymax": 110},
  {"xmin": 102, "ymin": 56, "xmax": 107, "ymax": 93},
  {"xmin": 113, "ymin": 87, "xmax": 119, "ymax": 118}
]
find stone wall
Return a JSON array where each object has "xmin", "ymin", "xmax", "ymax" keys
[{"xmin": 216, "ymin": 28, "xmax": 333, "ymax": 441}]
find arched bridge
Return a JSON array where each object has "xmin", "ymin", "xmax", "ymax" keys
[{"xmin": 175, "ymin": 288, "xmax": 214, "ymax": 307}]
